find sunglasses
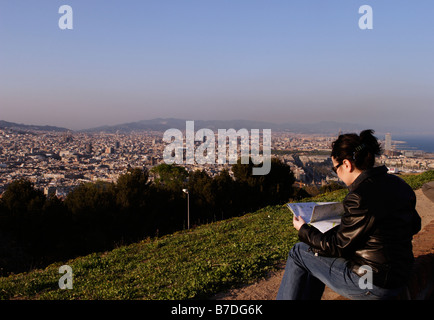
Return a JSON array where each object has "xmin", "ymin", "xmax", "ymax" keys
[{"xmin": 332, "ymin": 162, "xmax": 343, "ymax": 174}]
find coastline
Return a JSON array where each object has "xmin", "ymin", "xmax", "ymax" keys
[{"xmin": 392, "ymin": 134, "xmax": 434, "ymax": 154}]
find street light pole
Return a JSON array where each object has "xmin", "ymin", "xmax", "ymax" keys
[{"xmin": 182, "ymin": 189, "xmax": 190, "ymax": 230}]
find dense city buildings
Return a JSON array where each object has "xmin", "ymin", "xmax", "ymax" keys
[{"xmin": 0, "ymin": 128, "xmax": 433, "ymax": 197}]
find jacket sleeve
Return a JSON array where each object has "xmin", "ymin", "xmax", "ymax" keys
[
  {"xmin": 298, "ymin": 192, "xmax": 374, "ymax": 257},
  {"xmin": 409, "ymin": 190, "xmax": 421, "ymax": 236}
]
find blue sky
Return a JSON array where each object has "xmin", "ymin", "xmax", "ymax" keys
[{"xmin": 0, "ymin": 0, "xmax": 433, "ymax": 133}]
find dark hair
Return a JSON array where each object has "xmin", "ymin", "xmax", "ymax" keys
[{"xmin": 331, "ymin": 129, "xmax": 382, "ymax": 170}]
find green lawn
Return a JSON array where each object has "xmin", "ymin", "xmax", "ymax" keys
[{"xmin": 0, "ymin": 205, "xmax": 297, "ymax": 300}]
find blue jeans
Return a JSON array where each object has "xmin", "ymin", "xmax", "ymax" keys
[{"xmin": 276, "ymin": 242, "xmax": 403, "ymax": 300}]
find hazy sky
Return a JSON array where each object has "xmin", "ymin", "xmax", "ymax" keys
[{"xmin": 1, "ymin": 1, "xmax": 433, "ymax": 133}]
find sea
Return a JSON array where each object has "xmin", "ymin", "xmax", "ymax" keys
[{"xmin": 391, "ymin": 134, "xmax": 434, "ymax": 153}]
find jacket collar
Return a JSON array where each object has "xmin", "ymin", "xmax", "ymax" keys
[{"xmin": 348, "ymin": 165, "xmax": 389, "ymax": 192}]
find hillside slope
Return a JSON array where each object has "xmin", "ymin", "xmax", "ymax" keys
[
  {"xmin": 0, "ymin": 204, "xmax": 300, "ymax": 300},
  {"xmin": 1, "ymin": 171, "xmax": 432, "ymax": 300}
]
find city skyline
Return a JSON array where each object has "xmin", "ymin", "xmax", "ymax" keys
[
  {"xmin": 1, "ymin": 1, "xmax": 434, "ymax": 133},
  {"xmin": 1, "ymin": 128, "xmax": 432, "ymax": 194}
]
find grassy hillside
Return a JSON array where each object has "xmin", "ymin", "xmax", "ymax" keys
[
  {"xmin": 0, "ymin": 205, "xmax": 298, "ymax": 300},
  {"xmin": 400, "ymin": 170, "xmax": 434, "ymax": 189},
  {"xmin": 1, "ymin": 170, "xmax": 432, "ymax": 300}
]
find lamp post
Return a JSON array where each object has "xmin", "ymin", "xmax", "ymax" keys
[{"xmin": 182, "ymin": 189, "xmax": 190, "ymax": 230}]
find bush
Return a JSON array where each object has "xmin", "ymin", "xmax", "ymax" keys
[{"xmin": 400, "ymin": 170, "xmax": 434, "ymax": 190}]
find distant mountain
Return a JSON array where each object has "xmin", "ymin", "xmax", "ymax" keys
[
  {"xmin": 0, "ymin": 120, "xmax": 70, "ymax": 132},
  {"xmin": 82, "ymin": 118, "xmax": 368, "ymax": 135},
  {"xmin": 0, "ymin": 118, "xmax": 372, "ymax": 135}
]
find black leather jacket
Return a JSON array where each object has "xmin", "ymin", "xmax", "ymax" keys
[{"xmin": 298, "ymin": 165, "xmax": 421, "ymax": 289}]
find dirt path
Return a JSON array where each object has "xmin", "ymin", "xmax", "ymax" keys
[{"xmin": 212, "ymin": 186, "xmax": 434, "ymax": 300}]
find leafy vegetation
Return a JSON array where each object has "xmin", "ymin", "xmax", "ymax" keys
[
  {"xmin": 0, "ymin": 170, "xmax": 432, "ymax": 300},
  {"xmin": 400, "ymin": 170, "xmax": 434, "ymax": 190},
  {"xmin": 0, "ymin": 205, "xmax": 297, "ymax": 300},
  {"xmin": 0, "ymin": 158, "xmax": 295, "ymax": 276}
]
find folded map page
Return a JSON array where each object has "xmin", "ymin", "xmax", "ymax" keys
[{"xmin": 286, "ymin": 202, "xmax": 345, "ymax": 233}]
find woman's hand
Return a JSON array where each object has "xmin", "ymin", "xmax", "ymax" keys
[{"xmin": 292, "ymin": 215, "xmax": 306, "ymax": 231}]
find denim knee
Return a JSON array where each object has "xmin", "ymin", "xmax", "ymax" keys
[
  {"xmin": 289, "ymin": 242, "xmax": 309, "ymax": 257},
  {"xmin": 287, "ymin": 242, "xmax": 311, "ymax": 266}
]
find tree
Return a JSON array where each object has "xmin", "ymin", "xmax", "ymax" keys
[
  {"xmin": 150, "ymin": 164, "xmax": 188, "ymax": 192},
  {"xmin": 303, "ymin": 185, "xmax": 320, "ymax": 197},
  {"xmin": 231, "ymin": 157, "xmax": 263, "ymax": 212},
  {"xmin": 36, "ymin": 194, "xmax": 69, "ymax": 259},
  {"xmin": 231, "ymin": 157, "xmax": 295, "ymax": 210},
  {"xmin": 319, "ymin": 182, "xmax": 344, "ymax": 193},
  {"xmin": 1, "ymin": 179, "xmax": 45, "ymax": 217},
  {"xmin": 187, "ymin": 170, "xmax": 214, "ymax": 224},
  {"xmin": 64, "ymin": 180, "xmax": 117, "ymax": 252},
  {"xmin": 231, "ymin": 158, "xmax": 258, "ymax": 187},
  {"xmin": 260, "ymin": 157, "xmax": 295, "ymax": 204},
  {"xmin": 116, "ymin": 167, "xmax": 150, "ymax": 210},
  {"xmin": 114, "ymin": 167, "xmax": 155, "ymax": 240},
  {"xmin": 0, "ymin": 179, "xmax": 48, "ymax": 272},
  {"xmin": 0, "ymin": 179, "xmax": 46, "ymax": 245},
  {"xmin": 211, "ymin": 169, "xmax": 237, "ymax": 220},
  {"xmin": 65, "ymin": 181, "xmax": 116, "ymax": 217}
]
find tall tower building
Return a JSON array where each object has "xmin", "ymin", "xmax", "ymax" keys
[{"xmin": 385, "ymin": 133, "xmax": 392, "ymax": 151}]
